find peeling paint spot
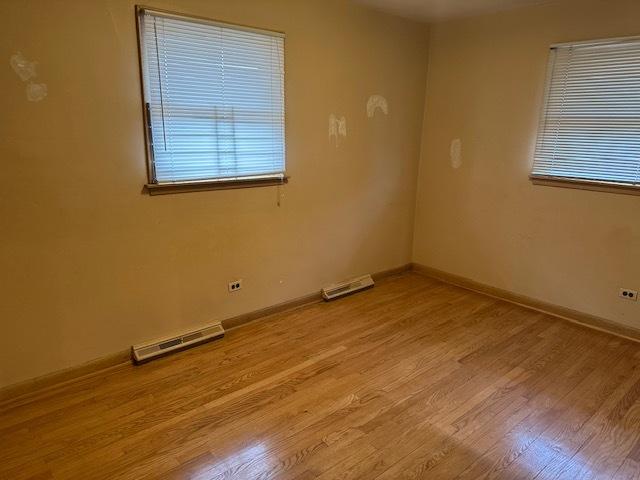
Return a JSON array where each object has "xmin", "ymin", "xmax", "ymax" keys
[
  {"xmin": 329, "ymin": 114, "xmax": 347, "ymax": 146},
  {"xmin": 367, "ymin": 95, "xmax": 388, "ymax": 118},
  {"xmin": 450, "ymin": 138, "xmax": 462, "ymax": 169}
]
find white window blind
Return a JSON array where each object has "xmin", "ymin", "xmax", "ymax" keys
[
  {"xmin": 138, "ymin": 9, "xmax": 286, "ymax": 184},
  {"xmin": 532, "ymin": 37, "xmax": 640, "ymax": 187}
]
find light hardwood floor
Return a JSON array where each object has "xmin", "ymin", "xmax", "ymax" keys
[{"xmin": 2, "ymin": 272, "xmax": 640, "ymax": 479}]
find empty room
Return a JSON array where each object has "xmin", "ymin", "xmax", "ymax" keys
[{"xmin": 2, "ymin": 0, "xmax": 640, "ymax": 478}]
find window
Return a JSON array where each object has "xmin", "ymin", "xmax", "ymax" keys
[
  {"xmin": 531, "ymin": 37, "xmax": 640, "ymax": 193},
  {"xmin": 136, "ymin": 7, "xmax": 286, "ymax": 193}
]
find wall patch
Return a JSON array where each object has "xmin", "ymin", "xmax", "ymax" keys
[
  {"xmin": 26, "ymin": 82, "xmax": 48, "ymax": 102},
  {"xmin": 10, "ymin": 52, "xmax": 47, "ymax": 102},
  {"xmin": 10, "ymin": 52, "xmax": 37, "ymax": 81},
  {"xmin": 329, "ymin": 114, "xmax": 347, "ymax": 146},
  {"xmin": 367, "ymin": 95, "xmax": 388, "ymax": 118},
  {"xmin": 450, "ymin": 138, "xmax": 462, "ymax": 169}
]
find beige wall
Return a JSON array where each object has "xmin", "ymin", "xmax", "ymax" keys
[
  {"xmin": 414, "ymin": 0, "xmax": 640, "ymax": 329},
  {"xmin": 0, "ymin": 0, "xmax": 429, "ymax": 387}
]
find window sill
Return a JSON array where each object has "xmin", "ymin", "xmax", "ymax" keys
[
  {"xmin": 530, "ymin": 176, "xmax": 640, "ymax": 197},
  {"xmin": 145, "ymin": 175, "xmax": 288, "ymax": 196}
]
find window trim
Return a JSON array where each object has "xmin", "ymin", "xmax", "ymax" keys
[
  {"xmin": 530, "ymin": 35, "xmax": 640, "ymax": 195},
  {"xmin": 530, "ymin": 175, "xmax": 640, "ymax": 197},
  {"xmin": 145, "ymin": 174, "xmax": 289, "ymax": 196},
  {"xmin": 549, "ymin": 35, "xmax": 640, "ymax": 49},
  {"xmin": 134, "ymin": 5, "xmax": 287, "ymax": 194}
]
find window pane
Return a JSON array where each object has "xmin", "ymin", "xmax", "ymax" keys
[
  {"xmin": 139, "ymin": 11, "xmax": 286, "ymax": 183},
  {"xmin": 532, "ymin": 39, "xmax": 640, "ymax": 186}
]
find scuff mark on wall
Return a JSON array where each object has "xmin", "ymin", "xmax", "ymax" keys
[
  {"xmin": 329, "ymin": 114, "xmax": 347, "ymax": 146},
  {"xmin": 367, "ymin": 94, "xmax": 388, "ymax": 118},
  {"xmin": 107, "ymin": 3, "xmax": 124, "ymax": 49},
  {"xmin": 276, "ymin": 184, "xmax": 285, "ymax": 207},
  {"xmin": 10, "ymin": 52, "xmax": 47, "ymax": 102},
  {"xmin": 450, "ymin": 138, "xmax": 462, "ymax": 169}
]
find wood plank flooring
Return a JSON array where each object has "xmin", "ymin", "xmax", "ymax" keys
[{"xmin": 2, "ymin": 272, "xmax": 640, "ymax": 479}]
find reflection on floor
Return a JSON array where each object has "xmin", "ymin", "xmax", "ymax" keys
[{"xmin": 2, "ymin": 272, "xmax": 640, "ymax": 479}]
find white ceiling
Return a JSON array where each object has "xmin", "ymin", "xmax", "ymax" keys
[{"xmin": 355, "ymin": 0, "xmax": 558, "ymax": 21}]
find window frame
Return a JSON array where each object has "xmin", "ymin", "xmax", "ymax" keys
[
  {"xmin": 134, "ymin": 5, "xmax": 288, "ymax": 195},
  {"xmin": 530, "ymin": 35, "xmax": 640, "ymax": 197}
]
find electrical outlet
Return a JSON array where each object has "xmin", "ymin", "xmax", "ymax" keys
[
  {"xmin": 228, "ymin": 280, "xmax": 242, "ymax": 293},
  {"xmin": 619, "ymin": 288, "xmax": 638, "ymax": 301}
]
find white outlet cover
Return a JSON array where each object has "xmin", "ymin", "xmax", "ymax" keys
[{"xmin": 619, "ymin": 288, "xmax": 638, "ymax": 301}]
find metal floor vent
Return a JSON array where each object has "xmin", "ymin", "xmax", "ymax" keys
[
  {"xmin": 132, "ymin": 322, "xmax": 225, "ymax": 363},
  {"xmin": 322, "ymin": 274, "xmax": 374, "ymax": 301}
]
